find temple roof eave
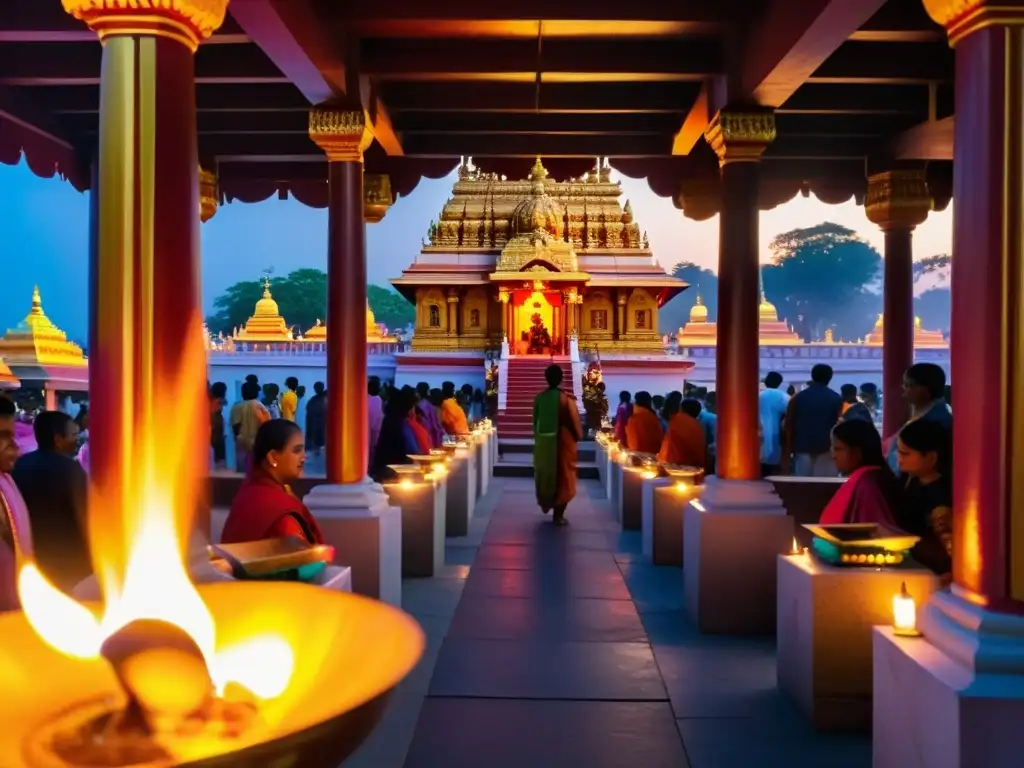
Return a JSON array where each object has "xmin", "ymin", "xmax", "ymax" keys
[{"xmin": 489, "ymin": 271, "xmax": 591, "ymax": 283}]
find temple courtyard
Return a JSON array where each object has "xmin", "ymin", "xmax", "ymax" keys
[{"xmin": 334, "ymin": 474, "xmax": 870, "ymax": 768}]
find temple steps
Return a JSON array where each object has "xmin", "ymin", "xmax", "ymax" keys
[{"xmin": 499, "ymin": 357, "xmax": 573, "ymax": 439}]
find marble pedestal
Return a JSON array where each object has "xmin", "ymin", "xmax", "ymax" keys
[
  {"xmin": 595, "ymin": 442, "xmax": 607, "ymax": 488},
  {"xmin": 777, "ymin": 554, "xmax": 940, "ymax": 730},
  {"xmin": 476, "ymin": 432, "xmax": 491, "ymax": 497},
  {"xmin": 610, "ymin": 458, "xmax": 624, "ymax": 523},
  {"xmin": 472, "ymin": 437, "xmax": 486, "ymax": 499},
  {"xmin": 620, "ymin": 466, "xmax": 650, "ymax": 531},
  {"xmin": 872, "ymin": 592, "xmax": 1024, "ymax": 768},
  {"xmin": 683, "ymin": 478, "xmax": 792, "ymax": 634},
  {"xmin": 384, "ymin": 478, "xmax": 447, "ymax": 578},
  {"xmin": 304, "ymin": 481, "xmax": 402, "ymax": 607},
  {"xmin": 645, "ymin": 483, "xmax": 702, "ymax": 566},
  {"xmin": 639, "ymin": 476, "xmax": 671, "ymax": 558},
  {"xmin": 445, "ymin": 452, "xmax": 476, "ymax": 537}
]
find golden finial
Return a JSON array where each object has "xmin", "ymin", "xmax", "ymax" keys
[
  {"xmin": 530, "ymin": 157, "xmax": 548, "ymax": 181},
  {"xmin": 31, "ymin": 285, "xmax": 42, "ymax": 313},
  {"xmin": 262, "ymin": 277, "xmax": 272, "ymax": 298}
]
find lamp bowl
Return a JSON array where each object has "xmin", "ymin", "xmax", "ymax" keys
[{"xmin": 0, "ymin": 581, "xmax": 425, "ymax": 768}]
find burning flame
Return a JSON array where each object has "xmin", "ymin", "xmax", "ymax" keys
[{"xmin": 17, "ymin": 315, "xmax": 293, "ymax": 702}]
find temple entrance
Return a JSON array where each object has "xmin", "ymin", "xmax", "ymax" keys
[{"xmin": 514, "ymin": 291, "xmax": 554, "ymax": 355}]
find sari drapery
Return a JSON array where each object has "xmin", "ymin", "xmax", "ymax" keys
[
  {"xmin": 221, "ymin": 471, "xmax": 324, "ymax": 545},
  {"xmin": 440, "ymin": 398, "xmax": 470, "ymax": 436},
  {"xmin": 534, "ymin": 388, "xmax": 582, "ymax": 510},
  {"xmin": 658, "ymin": 412, "xmax": 707, "ymax": 468},
  {"xmin": 0, "ymin": 473, "xmax": 34, "ymax": 610},
  {"xmin": 625, "ymin": 407, "xmax": 664, "ymax": 454},
  {"xmin": 819, "ymin": 466, "xmax": 899, "ymax": 526}
]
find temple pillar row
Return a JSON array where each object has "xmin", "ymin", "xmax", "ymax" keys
[
  {"xmin": 704, "ymin": 109, "xmax": 776, "ymax": 481},
  {"xmin": 309, "ymin": 106, "xmax": 373, "ymax": 485},
  {"xmin": 864, "ymin": 169, "xmax": 930, "ymax": 438},
  {"xmin": 616, "ymin": 293, "xmax": 626, "ymax": 340},
  {"xmin": 66, "ymin": 0, "xmax": 228, "ymax": 572},
  {"xmin": 447, "ymin": 292, "xmax": 460, "ymax": 337}
]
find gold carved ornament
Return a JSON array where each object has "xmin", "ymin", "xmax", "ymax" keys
[
  {"xmin": 62, "ymin": 0, "xmax": 229, "ymax": 51},
  {"xmin": 309, "ymin": 108, "xmax": 374, "ymax": 163},
  {"xmin": 922, "ymin": 0, "xmax": 1024, "ymax": 47},
  {"xmin": 703, "ymin": 111, "xmax": 776, "ymax": 166},
  {"xmin": 864, "ymin": 170, "xmax": 932, "ymax": 231},
  {"xmin": 364, "ymin": 175, "xmax": 393, "ymax": 224},
  {"xmin": 198, "ymin": 165, "xmax": 218, "ymax": 223}
]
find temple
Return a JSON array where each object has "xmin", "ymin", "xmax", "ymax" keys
[
  {"xmin": 391, "ymin": 158, "xmax": 685, "ymax": 356},
  {"xmin": 0, "ymin": 286, "xmax": 88, "ymax": 407}
]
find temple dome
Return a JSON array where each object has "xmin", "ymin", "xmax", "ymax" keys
[
  {"xmin": 758, "ymin": 292, "xmax": 779, "ymax": 323},
  {"xmin": 0, "ymin": 286, "xmax": 86, "ymax": 367},
  {"xmin": 689, "ymin": 294, "xmax": 708, "ymax": 323},
  {"xmin": 253, "ymin": 278, "xmax": 280, "ymax": 317},
  {"xmin": 511, "ymin": 158, "xmax": 562, "ymax": 238}
]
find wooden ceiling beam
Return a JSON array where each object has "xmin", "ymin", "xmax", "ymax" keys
[
  {"xmin": 781, "ymin": 83, "xmax": 931, "ymax": 115},
  {"xmin": 394, "ymin": 111, "xmax": 683, "ymax": 133},
  {"xmin": 810, "ymin": 41, "xmax": 953, "ymax": 84},
  {"xmin": 330, "ymin": 0, "xmax": 730, "ymax": 24},
  {"xmin": 46, "ymin": 83, "xmax": 312, "ymax": 114},
  {"xmin": 884, "ymin": 116, "xmax": 953, "ymax": 160},
  {"xmin": 228, "ymin": 0, "xmax": 404, "ymax": 154},
  {"xmin": 401, "ymin": 132, "xmax": 674, "ymax": 157},
  {"xmin": 851, "ymin": 0, "xmax": 944, "ymax": 43}
]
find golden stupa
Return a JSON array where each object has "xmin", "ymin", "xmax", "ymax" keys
[
  {"xmin": 676, "ymin": 293, "xmax": 718, "ymax": 344},
  {"xmin": 865, "ymin": 313, "xmax": 947, "ymax": 348},
  {"xmin": 233, "ymin": 278, "xmax": 295, "ymax": 343},
  {"xmin": 756, "ymin": 291, "xmax": 802, "ymax": 345},
  {"xmin": 0, "ymin": 286, "xmax": 87, "ymax": 367},
  {"xmin": 301, "ymin": 304, "xmax": 395, "ymax": 344}
]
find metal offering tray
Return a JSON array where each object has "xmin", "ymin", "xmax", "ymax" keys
[{"xmin": 802, "ymin": 523, "xmax": 920, "ymax": 567}]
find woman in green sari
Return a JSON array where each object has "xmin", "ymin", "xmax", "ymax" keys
[{"xmin": 534, "ymin": 365, "xmax": 583, "ymax": 525}]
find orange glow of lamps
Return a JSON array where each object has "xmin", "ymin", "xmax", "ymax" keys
[{"xmin": 893, "ymin": 582, "xmax": 922, "ymax": 637}]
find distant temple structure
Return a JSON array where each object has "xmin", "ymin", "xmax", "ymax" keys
[
  {"xmin": 390, "ymin": 157, "xmax": 685, "ymax": 355},
  {"xmin": 0, "ymin": 286, "xmax": 89, "ymax": 406}
]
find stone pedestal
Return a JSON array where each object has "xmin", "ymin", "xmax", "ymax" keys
[
  {"xmin": 304, "ymin": 481, "xmax": 402, "ymax": 607},
  {"xmin": 620, "ymin": 466, "xmax": 651, "ymax": 531},
  {"xmin": 640, "ymin": 476, "xmax": 671, "ymax": 557},
  {"xmin": 385, "ymin": 477, "xmax": 447, "ymax": 578},
  {"xmin": 645, "ymin": 483, "xmax": 702, "ymax": 566},
  {"xmin": 777, "ymin": 554, "xmax": 940, "ymax": 730},
  {"xmin": 595, "ymin": 442, "xmax": 608, "ymax": 488},
  {"xmin": 610, "ymin": 457, "xmax": 624, "ymax": 523},
  {"xmin": 768, "ymin": 476, "xmax": 845, "ymax": 547},
  {"xmin": 683, "ymin": 478, "xmax": 792, "ymax": 634},
  {"xmin": 872, "ymin": 591, "xmax": 1024, "ymax": 768},
  {"xmin": 314, "ymin": 565, "xmax": 353, "ymax": 592},
  {"xmin": 476, "ymin": 432, "xmax": 492, "ymax": 497},
  {"xmin": 445, "ymin": 453, "xmax": 476, "ymax": 537}
]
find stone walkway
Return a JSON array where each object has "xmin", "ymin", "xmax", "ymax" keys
[{"xmin": 346, "ymin": 477, "xmax": 872, "ymax": 767}]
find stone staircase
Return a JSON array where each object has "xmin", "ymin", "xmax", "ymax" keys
[{"xmin": 497, "ymin": 356, "xmax": 573, "ymax": 440}]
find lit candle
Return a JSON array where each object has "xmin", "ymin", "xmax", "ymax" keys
[
  {"xmin": 790, "ymin": 537, "xmax": 800, "ymax": 555},
  {"xmin": 674, "ymin": 481, "xmax": 689, "ymax": 493},
  {"xmin": 399, "ymin": 479, "xmax": 415, "ymax": 490},
  {"xmin": 892, "ymin": 582, "xmax": 922, "ymax": 637}
]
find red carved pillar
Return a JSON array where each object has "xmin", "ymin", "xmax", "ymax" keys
[
  {"xmin": 926, "ymin": 0, "xmax": 1024, "ymax": 613},
  {"xmin": 309, "ymin": 108, "xmax": 372, "ymax": 485},
  {"xmin": 704, "ymin": 110, "xmax": 776, "ymax": 481},
  {"xmin": 865, "ymin": 170, "xmax": 930, "ymax": 437},
  {"xmin": 65, "ymin": 0, "xmax": 226, "ymax": 577}
]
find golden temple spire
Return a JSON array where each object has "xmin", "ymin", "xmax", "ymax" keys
[
  {"xmin": 529, "ymin": 157, "xmax": 548, "ymax": 181},
  {"xmin": 0, "ymin": 285, "xmax": 86, "ymax": 366},
  {"xmin": 689, "ymin": 292, "xmax": 708, "ymax": 323},
  {"xmin": 235, "ymin": 277, "xmax": 292, "ymax": 342},
  {"xmin": 31, "ymin": 285, "xmax": 42, "ymax": 314}
]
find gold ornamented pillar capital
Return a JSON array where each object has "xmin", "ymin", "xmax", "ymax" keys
[
  {"xmin": 199, "ymin": 165, "xmax": 218, "ymax": 223},
  {"xmin": 704, "ymin": 110, "xmax": 776, "ymax": 166},
  {"xmin": 309, "ymin": 107, "xmax": 374, "ymax": 163},
  {"xmin": 923, "ymin": 0, "xmax": 1024, "ymax": 47},
  {"xmin": 61, "ymin": 0, "xmax": 230, "ymax": 51},
  {"xmin": 364, "ymin": 174, "xmax": 392, "ymax": 223},
  {"xmin": 497, "ymin": 288, "xmax": 510, "ymax": 304},
  {"xmin": 865, "ymin": 170, "xmax": 931, "ymax": 231}
]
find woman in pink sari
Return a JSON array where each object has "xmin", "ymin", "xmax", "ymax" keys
[
  {"xmin": 819, "ymin": 418, "xmax": 901, "ymax": 526},
  {"xmin": 0, "ymin": 398, "xmax": 34, "ymax": 610}
]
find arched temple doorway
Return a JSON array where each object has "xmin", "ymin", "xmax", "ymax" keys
[{"xmin": 514, "ymin": 290, "xmax": 555, "ymax": 354}]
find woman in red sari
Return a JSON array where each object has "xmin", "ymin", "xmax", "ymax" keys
[
  {"xmin": 221, "ymin": 419, "xmax": 324, "ymax": 545},
  {"xmin": 818, "ymin": 418, "xmax": 901, "ymax": 526}
]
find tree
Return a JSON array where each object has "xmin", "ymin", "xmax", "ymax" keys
[
  {"xmin": 915, "ymin": 288, "xmax": 951, "ymax": 335},
  {"xmin": 660, "ymin": 261, "xmax": 719, "ymax": 333},
  {"xmin": 206, "ymin": 268, "xmax": 414, "ymax": 336},
  {"xmin": 763, "ymin": 222, "xmax": 882, "ymax": 342},
  {"xmin": 913, "ymin": 254, "xmax": 951, "ymax": 286}
]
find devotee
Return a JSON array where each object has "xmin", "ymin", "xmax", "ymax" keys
[
  {"xmin": 210, "ymin": 381, "xmax": 228, "ymax": 469},
  {"xmin": 370, "ymin": 388, "xmax": 422, "ymax": 482},
  {"xmin": 12, "ymin": 411, "xmax": 90, "ymax": 592},
  {"xmin": 304, "ymin": 381, "xmax": 326, "ymax": 457},
  {"xmin": 221, "ymin": 419, "xmax": 323, "ymax": 546},
  {"xmin": 658, "ymin": 393, "xmax": 707, "ymax": 468},
  {"xmin": 625, "ymin": 391, "xmax": 664, "ymax": 454},
  {"xmin": 894, "ymin": 418, "xmax": 952, "ymax": 579},
  {"xmin": 0, "ymin": 397, "xmax": 33, "ymax": 610},
  {"xmin": 839, "ymin": 384, "xmax": 873, "ymax": 423},
  {"xmin": 280, "ymin": 376, "xmax": 299, "ymax": 422},
  {"xmin": 818, "ymin": 419, "xmax": 900, "ymax": 525},
  {"xmin": 231, "ymin": 380, "xmax": 270, "ymax": 473},
  {"xmin": 368, "ymin": 378, "xmax": 385, "ymax": 463},
  {"xmin": 859, "ymin": 382, "xmax": 879, "ymax": 419},
  {"xmin": 783, "ymin": 364, "xmax": 843, "ymax": 477},
  {"xmin": 403, "ymin": 385, "xmax": 432, "ymax": 454},
  {"xmin": 533, "ymin": 364, "xmax": 582, "ymax": 526},
  {"xmin": 759, "ymin": 372, "xmax": 789, "ymax": 476},
  {"xmin": 440, "ymin": 381, "xmax": 470, "ymax": 436},
  {"xmin": 416, "ymin": 382, "xmax": 444, "ymax": 448},
  {"xmin": 613, "ymin": 391, "xmax": 632, "ymax": 445},
  {"xmin": 886, "ymin": 362, "xmax": 952, "ymax": 471},
  {"xmin": 459, "ymin": 383, "xmax": 475, "ymax": 413},
  {"xmin": 652, "ymin": 394, "xmax": 668, "ymax": 431}
]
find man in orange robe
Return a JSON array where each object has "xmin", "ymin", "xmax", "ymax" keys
[
  {"xmin": 658, "ymin": 394, "xmax": 707, "ymax": 468},
  {"xmin": 625, "ymin": 391, "xmax": 664, "ymax": 455},
  {"xmin": 533, "ymin": 365, "xmax": 583, "ymax": 525},
  {"xmin": 439, "ymin": 381, "xmax": 470, "ymax": 436}
]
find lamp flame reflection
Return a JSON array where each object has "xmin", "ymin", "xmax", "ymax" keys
[{"xmin": 16, "ymin": 315, "xmax": 295, "ymax": 706}]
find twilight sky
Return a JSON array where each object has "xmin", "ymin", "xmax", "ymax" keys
[{"xmin": 0, "ymin": 158, "xmax": 952, "ymax": 343}]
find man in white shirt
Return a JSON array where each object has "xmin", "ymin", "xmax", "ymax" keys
[{"xmin": 759, "ymin": 371, "xmax": 789, "ymax": 476}]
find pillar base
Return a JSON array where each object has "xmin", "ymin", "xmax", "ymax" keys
[
  {"xmin": 304, "ymin": 479, "xmax": 402, "ymax": 607},
  {"xmin": 620, "ymin": 466, "xmax": 647, "ymax": 531},
  {"xmin": 683, "ymin": 478, "xmax": 791, "ymax": 634},
  {"xmin": 873, "ymin": 620, "xmax": 1024, "ymax": 768}
]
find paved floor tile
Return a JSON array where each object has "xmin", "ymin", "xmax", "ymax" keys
[
  {"xmin": 618, "ymin": 562, "xmax": 686, "ymax": 614},
  {"xmin": 447, "ymin": 594, "xmax": 646, "ymax": 642},
  {"xmin": 401, "ymin": 578, "xmax": 465, "ymax": 619},
  {"xmin": 405, "ymin": 699, "xmax": 690, "ymax": 768},
  {"xmin": 428, "ymin": 637, "xmax": 668, "ymax": 700},
  {"xmin": 461, "ymin": 566, "xmax": 631, "ymax": 600}
]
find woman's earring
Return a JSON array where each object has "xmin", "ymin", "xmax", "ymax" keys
[{"xmin": 271, "ymin": 461, "xmax": 278, "ymax": 468}]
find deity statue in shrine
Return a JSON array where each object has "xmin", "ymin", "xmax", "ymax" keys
[{"xmin": 526, "ymin": 312, "xmax": 552, "ymax": 354}]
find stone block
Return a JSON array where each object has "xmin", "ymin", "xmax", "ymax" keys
[
  {"xmin": 645, "ymin": 483, "xmax": 702, "ymax": 566},
  {"xmin": 385, "ymin": 476, "xmax": 447, "ymax": 578},
  {"xmin": 445, "ymin": 453, "xmax": 475, "ymax": 536}
]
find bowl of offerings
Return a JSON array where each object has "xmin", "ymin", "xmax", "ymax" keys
[
  {"xmin": 387, "ymin": 464, "xmax": 427, "ymax": 479},
  {"xmin": 408, "ymin": 454, "xmax": 448, "ymax": 469},
  {"xmin": 662, "ymin": 465, "xmax": 703, "ymax": 483},
  {"xmin": 802, "ymin": 523, "xmax": 920, "ymax": 567}
]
